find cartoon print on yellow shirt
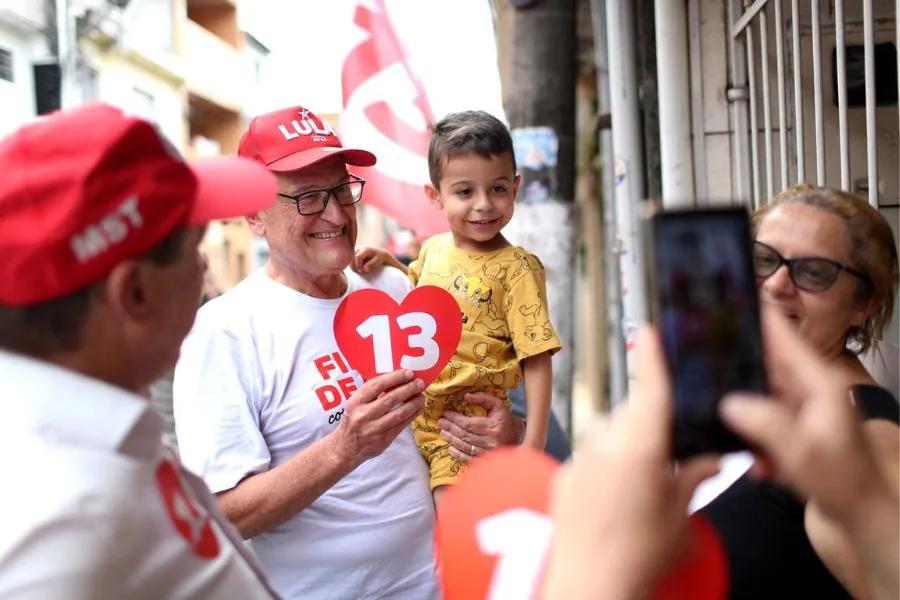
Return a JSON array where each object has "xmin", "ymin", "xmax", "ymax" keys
[
  {"xmin": 407, "ymin": 234, "xmax": 562, "ymax": 490},
  {"xmin": 481, "ymin": 249, "xmax": 533, "ymax": 292},
  {"xmin": 517, "ymin": 292, "xmax": 555, "ymax": 343},
  {"xmin": 452, "ymin": 272, "xmax": 492, "ymax": 305}
]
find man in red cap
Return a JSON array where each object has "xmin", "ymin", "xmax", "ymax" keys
[
  {"xmin": 0, "ymin": 103, "xmax": 290, "ymax": 597},
  {"xmin": 173, "ymin": 106, "xmax": 520, "ymax": 600}
]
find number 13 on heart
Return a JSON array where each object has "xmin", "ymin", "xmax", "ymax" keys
[
  {"xmin": 333, "ymin": 286, "xmax": 462, "ymax": 387},
  {"xmin": 357, "ymin": 312, "xmax": 440, "ymax": 373}
]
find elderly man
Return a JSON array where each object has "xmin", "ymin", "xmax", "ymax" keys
[
  {"xmin": 173, "ymin": 106, "xmax": 520, "ymax": 600},
  {"xmin": 0, "ymin": 103, "xmax": 284, "ymax": 597}
]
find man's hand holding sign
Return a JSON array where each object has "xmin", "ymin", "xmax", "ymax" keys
[
  {"xmin": 334, "ymin": 286, "xmax": 463, "ymax": 386},
  {"xmin": 332, "ymin": 286, "xmax": 463, "ymax": 464}
]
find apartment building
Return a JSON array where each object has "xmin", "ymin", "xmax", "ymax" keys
[{"xmin": 0, "ymin": 1, "xmax": 50, "ymax": 136}]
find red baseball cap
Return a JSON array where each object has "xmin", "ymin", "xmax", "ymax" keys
[
  {"xmin": 238, "ymin": 105, "xmax": 376, "ymax": 172},
  {"xmin": 0, "ymin": 102, "xmax": 277, "ymax": 307}
]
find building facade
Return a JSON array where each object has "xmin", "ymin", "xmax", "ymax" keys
[
  {"xmin": 53, "ymin": 0, "xmax": 268, "ymax": 292},
  {"xmin": 0, "ymin": 1, "xmax": 51, "ymax": 137},
  {"xmin": 76, "ymin": 0, "xmax": 186, "ymax": 150}
]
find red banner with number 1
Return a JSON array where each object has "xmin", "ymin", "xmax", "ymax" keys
[{"xmin": 436, "ymin": 448, "xmax": 729, "ymax": 600}]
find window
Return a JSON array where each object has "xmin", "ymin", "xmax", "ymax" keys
[
  {"xmin": 128, "ymin": 87, "xmax": 156, "ymax": 122},
  {"xmin": 78, "ymin": 64, "xmax": 99, "ymax": 101},
  {"xmin": 833, "ymin": 43, "xmax": 898, "ymax": 107},
  {"xmin": 222, "ymin": 239, "xmax": 231, "ymax": 272},
  {"xmin": 0, "ymin": 48, "xmax": 13, "ymax": 83},
  {"xmin": 237, "ymin": 251, "xmax": 247, "ymax": 281},
  {"xmin": 253, "ymin": 59, "xmax": 262, "ymax": 85}
]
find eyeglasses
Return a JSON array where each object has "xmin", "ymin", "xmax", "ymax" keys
[
  {"xmin": 752, "ymin": 241, "xmax": 870, "ymax": 293},
  {"xmin": 277, "ymin": 175, "xmax": 366, "ymax": 216}
]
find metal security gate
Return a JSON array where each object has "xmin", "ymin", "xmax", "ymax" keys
[
  {"xmin": 727, "ymin": 0, "xmax": 899, "ymax": 209},
  {"xmin": 598, "ymin": 0, "xmax": 899, "ymax": 403}
]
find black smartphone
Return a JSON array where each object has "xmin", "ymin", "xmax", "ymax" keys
[{"xmin": 648, "ymin": 207, "xmax": 769, "ymax": 460}]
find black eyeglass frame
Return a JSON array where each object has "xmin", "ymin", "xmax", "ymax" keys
[
  {"xmin": 752, "ymin": 241, "xmax": 870, "ymax": 292},
  {"xmin": 277, "ymin": 174, "xmax": 366, "ymax": 216}
]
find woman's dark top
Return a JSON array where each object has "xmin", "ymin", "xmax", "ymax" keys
[{"xmin": 701, "ymin": 384, "xmax": 899, "ymax": 599}]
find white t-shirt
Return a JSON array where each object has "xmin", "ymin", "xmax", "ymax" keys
[
  {"xmin": 174, "ymin": 268, "xmax": 439, "ymax": 600},
  {"xmin": 0, "ymin": 350, "xmax": 279, "ymax": 600}
]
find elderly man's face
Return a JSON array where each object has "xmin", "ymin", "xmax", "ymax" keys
[{"xmin": 250, "ymin": 157, "xmax": 358, "ymax": 281}]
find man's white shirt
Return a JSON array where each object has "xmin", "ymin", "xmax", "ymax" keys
[
  {"xmin": 174, "ymin": 268, "xmax": 439, "ymax": 600},
  {"xmin": 0, "ymin": 350, "xmax": 279, "ymax": 599}
]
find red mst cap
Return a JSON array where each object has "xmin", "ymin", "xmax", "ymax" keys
[
  {"xmin": 0, "ymin": 102, "xmax": 278, "ymax": 307},
  {"xmin": 238, "ymin": 105, "xmax": 376, "ymax": 172}
]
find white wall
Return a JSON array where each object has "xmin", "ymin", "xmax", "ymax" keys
[
  {"xmin": 80, "ymin": 44, "xmax": 186, "ymax": 151},
  {"xmin": 121, "ymin": 0, "xmax": 175, "ymax": 56},
  {"xmin": 0, "ymin": 22, "xmax": 40, "ymax": 137}
]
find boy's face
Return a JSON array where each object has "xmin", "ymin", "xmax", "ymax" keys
[{"xmin": 425, "ymin": 152, "xmax": 519, "ymax": 251}]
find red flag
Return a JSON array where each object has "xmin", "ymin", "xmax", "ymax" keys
[{"xmin": 340, "ymin": 0, "xmax": 449, "ymax": 239}]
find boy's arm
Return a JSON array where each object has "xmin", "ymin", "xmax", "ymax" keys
[
  {"xmin": 353, "ymin": 246, "xmax": 409, "ymax": 275},
  {"xmin": 504, "ymin": 253, "xmax": 561, "ymax": 451},
  {"xmin": 522, "ymin": 352, "xmax": 553, "ymax": 450}
]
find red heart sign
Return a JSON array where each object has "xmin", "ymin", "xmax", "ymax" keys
[
  {"xmin": 334, "ymin": 285, "xmax": 462, "ymax": 386},
  {"xmin": 436, "ymin": 447, "xmax": 559, "ymax": 600},
  {"xmin": 436, "ymin": 447, "xmax": 729, "ymax": 600}
]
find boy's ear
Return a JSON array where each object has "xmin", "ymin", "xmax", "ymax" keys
[
  {"xmin": 424, "ymin": 184, "xmax": 442, "ymax": 209},
  {"xmin": 512, "ymin": 174, "xmax": 522, "ymax": 199}
]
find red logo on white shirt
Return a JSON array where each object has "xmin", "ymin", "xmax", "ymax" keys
[{"xmin": 156, "ymin": 460, "xmax": 220, "ymax": 559}]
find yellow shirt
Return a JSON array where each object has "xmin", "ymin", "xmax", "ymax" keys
[{"xmin": 408, "ymin": 234, "xmax": 562, "ymax": 401}]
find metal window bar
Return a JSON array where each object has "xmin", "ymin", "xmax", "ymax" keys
[
  {"xmin": 730, "ymin": 0, "xmax": 891, "ymax": 208},
  {"xmin": 791, "ymin": 0, "xmax": 805, "ymax": 183},
  {"xmin": 727, "ymin": 0, "xmax": 752, "ymax": 206},
  {"xmin": 774, "ymin": 0, "xmax": 788, "ymax": 191},
  {"xmin": 862, "ymin": 0, "xmax": 878, "ymax": 208},
  {"xmin": 834, "ymin": 0, "xmax": 850, "ymax": 190},
  {"xmin": 811, "ymin": 0, "xmax": 825, "ymax": 186},
  {"xmin": 760, "ymin": 9, "xmax": 774, "ymax": 200},
  {"xmin": 689, "ymin": 0, "xmax": 708, "ymax": 200},
  {"xmin": 747, "ymin": 24, "xmax": 762, "ymax": 208},
  {"xmin": 0, "ymin": 48, "xmax": 12, "ymax": 83},
  {"xmin": 733, "ymin": 0, "xmax": 769, "ymax": 38}
]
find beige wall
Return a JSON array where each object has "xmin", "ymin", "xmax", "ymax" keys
[{"xmin": 187, "ymin": 4, "xmax": 243, "ymax": 48}]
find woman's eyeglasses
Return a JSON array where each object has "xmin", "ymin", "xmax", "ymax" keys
[{"xmin": 752, "ymin": 241, "xmax": 870, "ymax": 293}]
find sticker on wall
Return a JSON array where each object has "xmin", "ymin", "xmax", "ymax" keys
[
  {"xmin": 623, "ymin": 317, "xmax": 638, "ymax": 352},
  {"xmin": 522, "ymin": 179, "xmax": 551, "ymax": 205},
  {"xmin": 614, "ymin": 156, "xmax": 627, "ymax": 186},
  {"xmin": 512, "ymin": 127, "xmax": 559, "ymax": 170}
]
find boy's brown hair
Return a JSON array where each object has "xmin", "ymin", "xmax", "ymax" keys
[{"xmin": 427, "ymin": 111, "xmax": 516, "ymax": 188}]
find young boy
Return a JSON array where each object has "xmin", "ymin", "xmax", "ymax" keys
[{"xmin": 355, "ymin": 111, "xmax": 561, "ymax": 496}]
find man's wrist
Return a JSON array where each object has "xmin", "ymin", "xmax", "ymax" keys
[
  {"xmin": 512, "ymin": 416, "xmax": 527, "ymax": 445},
  {"xmin": 326, "ymin": 426, "xmax": 360, "ymax": 472},
  {"xmin": 542, "ymin": 555, "xmax": 650, "ymax": 600}
]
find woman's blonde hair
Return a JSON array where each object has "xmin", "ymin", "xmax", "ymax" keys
[{"xmin": 752, "ymin": 184, "xmax": 899, "ymax": 355}]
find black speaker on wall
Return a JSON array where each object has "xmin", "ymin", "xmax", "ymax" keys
[{"xmin": 33, "ymin": 62, "xmax": 62, "ymax": 115}]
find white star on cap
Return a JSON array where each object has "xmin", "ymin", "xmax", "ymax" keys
[{"xmin": 299, "ymin": 109, "xmax": 310, "ymax": 120}]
